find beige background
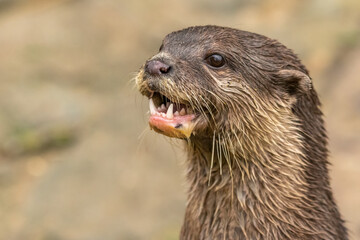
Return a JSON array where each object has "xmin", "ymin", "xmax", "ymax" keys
[{"xmin": 0, "ymin": 0, "xmax": 359, "ymax": 239}]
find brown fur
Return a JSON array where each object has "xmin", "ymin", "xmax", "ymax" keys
[{"xmin": 136, "ymin": 25, "xmax": 348, "ymax": 240}]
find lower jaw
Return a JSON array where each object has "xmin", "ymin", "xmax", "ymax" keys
[{"xmin": 149, "ymin": 114, "xmax": 196, "ymax": 138}]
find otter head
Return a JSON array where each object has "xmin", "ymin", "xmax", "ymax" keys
[
  {"xmin": 136, "ymin": 25, "xmax": 314, "ymax": 151},
  {"xmin": 135, "ymin": 26, "xmax": 349, "ymax": 240}
]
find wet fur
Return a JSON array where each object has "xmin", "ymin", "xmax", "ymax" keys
[{"xmin": 136, "ymin": 26, "xmax": 348, "ymax": 240}]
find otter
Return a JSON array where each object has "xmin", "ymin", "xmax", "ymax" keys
[{"xmin": 136, "ymin": 25, "xmax": 348, "ymax": 240}]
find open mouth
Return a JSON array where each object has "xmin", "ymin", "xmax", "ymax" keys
[{"xmin": 148, "ymin": 92, "xmax": 197, "ymax": 138}]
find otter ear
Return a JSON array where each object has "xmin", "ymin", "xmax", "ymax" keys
[{"xmin": 275, "ymin": 69, "xmax": 312, "ymax": 95}]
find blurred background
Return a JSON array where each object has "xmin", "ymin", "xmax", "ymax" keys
[{"xmin": 0, "ymin": 0, "xmax": 359, "ymax": 239}]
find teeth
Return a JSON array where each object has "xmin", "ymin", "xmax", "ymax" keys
[
  {"xmin": 149, "ymin": 98, "xmax": 156, "ymax": 115},
  {"xmin": 180, "ymin": 108, "xmax": 186, "ymax": 116},
  {"xmin": 161, "ymin": 104, "xmax": 166, "ymax": 111},
  {"xmin": 150, "ymin": 98, "xmax": 194, "ymax": 119},
  {"xmin": 166, "ymin": 103, "xmax": 174, "ymax": 119}
]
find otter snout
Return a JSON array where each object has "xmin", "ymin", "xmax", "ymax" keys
[
  {"xmin": 142, "ymin": 58, "xmax": 173, "ymax": 92},
  {"xmin": 145, "ymin": 59, "xmax": 171, "ymax": 76}
]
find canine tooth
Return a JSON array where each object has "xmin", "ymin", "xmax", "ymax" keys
[
  {"xmin": 161, "ymin": 104, "xmax": 166, "ymax": 110},
  {"xmin": 166, "ymin": 103, "xmax": 174, "ymax": 119},
  {"xmin": 174, "ymin": 111, "xmax": 179, "ymax": 116},
  {"xmin": 149, "ymin": 98, "xmax": 156, "ymax": 115},
  {"xmin": 180, "ymin": 108, "xmax": 186, "ymax": 116},
  {"xmin": 166, "ymin": 102, "xmax": 170, "ymax": 108}
]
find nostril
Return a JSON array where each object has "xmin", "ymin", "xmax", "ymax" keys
[
  {"xmin": 145, "ymin": 60, "xmax": 171, "ymax": 76},
  {"xmin": 159, "ymin": 65, "xmax": 171, "ymax": 74}
]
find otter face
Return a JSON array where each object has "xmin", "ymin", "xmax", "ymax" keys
[{"xmin": 136, "ymin": 26, "xmax": 312, "ymax": 141}]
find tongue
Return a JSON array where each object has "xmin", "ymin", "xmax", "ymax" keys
[{"xmin": 149, "ymin": 114, "xmax": 196, "ymax": 138}]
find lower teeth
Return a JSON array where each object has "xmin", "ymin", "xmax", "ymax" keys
[{"xmin": 150, "ymin": 98, "xmax": 193, "ymax": 119}]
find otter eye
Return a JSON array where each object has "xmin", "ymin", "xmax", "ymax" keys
[{"xmin": 206, "ymin": 54, "xmax": 225, "ymax": 68}]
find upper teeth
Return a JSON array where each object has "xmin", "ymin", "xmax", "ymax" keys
[
  {"xmin": 149, "ymin": 98, "xmax": 191, "ymax": 119},
  {"xmin": 166, "ymin": 103, "xmax": 174, "ymax": 119},
  {"xmin": 149, "ymin": 98, "xmax": 156, "ymax": 115}
]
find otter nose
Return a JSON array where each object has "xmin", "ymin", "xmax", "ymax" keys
[{"xmin": 145, "ymin": 60, "xmax": 171, "ymax": 76}]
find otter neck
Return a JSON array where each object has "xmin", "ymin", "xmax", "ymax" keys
[{"xmin": 180, "ymin": 134, "xmax": 345, "ymax": 240}]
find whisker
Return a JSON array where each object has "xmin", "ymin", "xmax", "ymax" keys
[
  {"xmin": 208, "ymin": 130, "xmax": 216, "ymax": 186},
  {"xmin": 217, "ymin": 134, "xmax": 223, "ymax": 176},
  {"xmin": 136, "ymin": 127, "xmax": 150, "ymax": 156}
]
